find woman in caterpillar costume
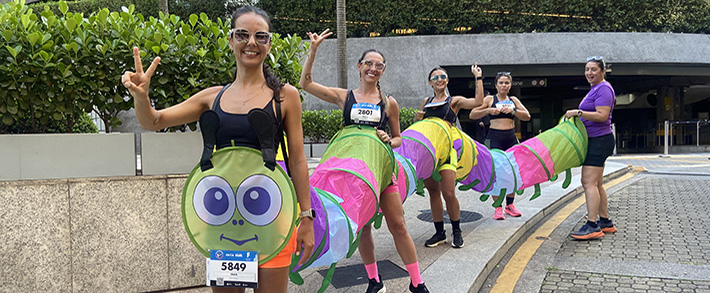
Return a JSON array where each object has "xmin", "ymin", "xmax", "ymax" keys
[
  {"xmin": 122, "ymin": 6, "xmax": 314, "ymax": 292},
  {"xmin": 416, "ymin": 65, "xmax": 484, "ymax": 249},
  {"xmin": 299, "ymin": 29, "xmax": 429, "ymax": 293}
]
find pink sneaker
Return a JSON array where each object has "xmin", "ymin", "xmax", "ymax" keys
[
  {"xmin": 505, "ymin": 204, "xmax": 522, "ymax": 217},
  {"xmin": 493, "ymin": 207, "xmax": 505, "ymax": 220}
]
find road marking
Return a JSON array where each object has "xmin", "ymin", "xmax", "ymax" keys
[{"xmin": 489, "ymin": 168, "xmax": 642, "ymax": 293}]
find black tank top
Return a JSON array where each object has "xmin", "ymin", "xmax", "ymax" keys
[
  {"xmin": 342, "ymin": 90, "xmax": 388, "ymax": 130},
  {"xmin": 212, "ymin": 85, "xmax": 276, "ymax": 150},
  {"xmin": 489, "ymin": 94, "xmax": 516, "ymax": 120},
  {"xmin": 423, "ymin": 96, "xmax": 457, "ymax": 124}
]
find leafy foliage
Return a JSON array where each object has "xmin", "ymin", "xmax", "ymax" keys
[
  {"xmin": 258, "ymin": 0, "xmax": 710, "ymax": 37},
  {"xmin": 1, "ymin": 0, "xmax": 309, "ymax": 133},
  {"xmin": 301, "ymin": 107, "xmax": 418, "ymax": 143}
]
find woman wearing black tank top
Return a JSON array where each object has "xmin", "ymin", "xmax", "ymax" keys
[
  {"xmin": 470, "ymin": 71, "xmax": 530, "ymax": 221},
  {"xmin": 299, "ymin": 29, "xmax": 429, "ymax": 293},
  {"xmin": 122, "ymin": 6, "xmax": 314, "ymax": 292},
  {"xmin": 416, "ymin": 66, "xmax": 483, "ymax": 249}
]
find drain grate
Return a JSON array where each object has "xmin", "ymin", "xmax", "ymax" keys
[
  {"xmin": 416, "ymin": 209, "xmax": 483, "ymax": 223},
  {"xmin": 317, "ymin": 259, "xmax": 409, "ymax": 288}
]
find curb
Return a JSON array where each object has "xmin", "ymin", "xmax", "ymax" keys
[{"xmin": 467, "ymin": 165, "xmax": 635, "ymax": 293}]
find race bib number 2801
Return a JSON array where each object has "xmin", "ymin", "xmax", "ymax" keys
[
  {"xmin": 206, "ymin": 250, "xmax": 258, "ymax": 288},
  {"xmin": 351, "ymin": 103, "xmax": 381, "ymax": 124}
]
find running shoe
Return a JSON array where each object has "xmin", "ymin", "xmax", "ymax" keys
[
  {"xmin": 597, "ymin": 219, "xmax": 617, "ymax": 233},
  {"xmin": 409, "ymin": 282, "xmax": 430, "ymax": 293},
  {"xmin": 569, "ymin": 223, "xmax": 604, "ymax": 240},
  {"xmin": 365, "ymin": 275, "xmax": 385, "ymax": 293},
  {"xmin": 424, "ymin": 231, "xmax": 447, "ymax": 247},
  {"xmin": 494, "ymin": 207, "xmax": 505, "ymax": 220},
  {"xmin": 505, "ymin": 203, "xmax": 522, "ymax": 217},
  {"xmin": 451, "ymin": 229, "xmax": 464, "ymax": 248}
]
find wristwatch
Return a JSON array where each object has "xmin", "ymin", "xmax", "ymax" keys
[
  {"xmin": 577, "ymin": 110, "xmax": 583, "ymax": 117},
  {"xmin": 299, "ymin": 208, "xmax": 316, "ymax": 220},
  {"xmin": 476, "ymin": 76, "xmax": 483, "ymax": 81}
]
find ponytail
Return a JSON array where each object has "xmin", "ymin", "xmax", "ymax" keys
[
  {"xmin": 263, "ymin": 63, "xmax": 284, "ymax": 103},
  {"xmin": 376, "ymin": 80, "xmax": 390, "ymax": 114}
]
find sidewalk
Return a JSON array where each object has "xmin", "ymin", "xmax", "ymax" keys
[{"xmin": 277, "ymin": 159, "xmax": 631, "ymax": 292}]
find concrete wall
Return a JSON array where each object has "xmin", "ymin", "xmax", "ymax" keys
[
  {"xmin": 0, "ymin": 175, "xmax": 205, "ymax": 292},
  {"xmin": 303, "ymin": 32, "xmax": 710, "ymax": 110},
  {"xmin": 0, "ymin": 133, "xmax": 135, "ymax": 180},
  {"xmin": 141, "ymin": 132, "xmax": 203, "ymax": 175}
]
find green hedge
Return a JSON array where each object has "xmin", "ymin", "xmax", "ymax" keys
[
  {"xmin": 1, "ymin": 0, "xmax": 308, "ymax": 133},
  {"xmin": 258, "ymin": 0, "xmax": 710, "ymax": 37},
  {"xmin": 301, "ymin": 107, "xmax": 418, "ymax": 143}
]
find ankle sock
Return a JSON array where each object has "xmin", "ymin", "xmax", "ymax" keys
[
  {"xmin": 451, "ymin": 220, "xmax": 460, "ymax": 232},
  {"xmin": 599, "ymin": 217, "xmax": 611, "ymax": 224},
  {"xmin": 434, "ymin": 221, "xmax": 445, "ymax": 234},
  {"xmin": 506, "ymin": 196, "xmax": 515, "ymax": 205},
  {"xmin": 364, "ymin": 262, "xmax": 379, "ymax": 282},
  {"xmin": 587, "ymin": 220, "xmax": 598, "ymax": 228},
  {"xmin": 405, "ymin": 262, "xmax": 423, "ymax": 287}
]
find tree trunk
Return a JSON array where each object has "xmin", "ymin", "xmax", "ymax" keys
[
  {"xmin": 336, "ymin": 0, "xmax": 347, "ymax": 89},
  {"xmin": 159, "ymin": 0, "xmax": 169, "ymax": 15}
]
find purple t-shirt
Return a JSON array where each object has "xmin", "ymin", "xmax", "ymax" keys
[{"xmin": 579, "ymin": 81, "xmax": 615, "ymax": 137}]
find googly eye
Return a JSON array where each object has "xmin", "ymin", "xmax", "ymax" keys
[
  {"xmin": 235, "ymin": 174, "xmax": 282, "ymax": 226},
  {"xmin": 193, "ymin": 175, "xmax": 235, "ymax": 226}
]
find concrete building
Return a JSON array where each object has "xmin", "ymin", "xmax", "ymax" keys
[{"xmin": 304, "ymin": 32, "xmax": 710, "ymax": 153}]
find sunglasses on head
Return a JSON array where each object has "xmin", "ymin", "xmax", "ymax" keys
[
  {"xmin": 497, "ymin": 71, "xmax": 511, "ymax": 75},
  {"xmin": 430, "ymin": 74, "xmax": 448, "ymax": 82},
  {"xmin": 360, "ymin": 60, "xmax": 386, "ymax": 71},
  {"xmin": 229, "ymin": 29, "xmax": 272, "ymax": 45},
  {"xmin": 587, "ymin": 56, "xmax": 603, "ymax": 61}
]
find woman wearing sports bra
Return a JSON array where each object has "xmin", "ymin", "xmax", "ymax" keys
[
  {"xmin": 415, "ymin": 66, "xmax": 483, "ymax": 249},
  {"xmin": 470, "ymin": 71, "xmax": 531, "ymax": 221},
  {"xmin": 299, "ymin": 29, "xmax": 429, "ymax": 293},
  {"xmin": 122, "ymin": 6, "xmax": 314, "ymax": 292}
]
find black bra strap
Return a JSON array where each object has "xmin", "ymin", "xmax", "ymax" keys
[{"xmin": 211, "ymin": 83, "xmax": 231, "ymax": 111}]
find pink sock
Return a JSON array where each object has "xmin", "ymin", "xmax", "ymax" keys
[
  {"xmin": 405, "ymin": 262, "xmax": 423, "ymax": 287},
  {"xmin": 364, "ymin": 262, "xmax": 379, "ymax": 282}
]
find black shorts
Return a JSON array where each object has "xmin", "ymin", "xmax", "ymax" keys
[
  {"xmin": 487, "ymin": 128, "xmax": 518, "ymax": 151},
  {"xmin": 583, "ymin": 133, "xmax": 615, "ymax": 167}
]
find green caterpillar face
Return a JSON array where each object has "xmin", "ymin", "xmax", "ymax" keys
[{"xmin": 182, "ymin": 147, "xmax": 296, "ymax": 264}]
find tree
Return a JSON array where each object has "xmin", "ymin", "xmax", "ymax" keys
[
  {"xmin": 159, "ymin": 0, "xmax": 168, "ymax": 14},
  {"xmin": 336, "ymin": 0, "xmax": 346, "ymax": 88}
]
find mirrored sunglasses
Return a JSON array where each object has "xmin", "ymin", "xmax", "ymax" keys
[
  {"xmin": 587, "ymin": 56, "xmax": 603, "ymax": 61},
  {"xmin": 430, "ymin": 74, "xmax": 448, "ymax": 82},
  {"xmin": 229, "ymin": 29, "xmax": 272, "ymax": 45},
  {"xmin": 360, "ymin": 60, "xmax": 386, "ymax": 71}
]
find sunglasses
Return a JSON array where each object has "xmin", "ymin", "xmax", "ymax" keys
[
  {"xmin": 360, "ymin": 60, "xmax": 386, "ymax": 71},
  {"xmin": 497, "ymin": 71, "xmax": 511, "ymax": 75},
  {"xmin": 587, "ymin": 56, "xmax": 603, "ymax": 61},
  {"xmin": 229, "ymin": 29, "xmax": 272, "ymax": 45},
  {"xmin": 430, "ymin": 74, "xmax": 448, "ymax": 82}
]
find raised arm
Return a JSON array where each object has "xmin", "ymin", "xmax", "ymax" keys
[
  {"xmin": 452, "ymin": 63, "xmax": 485, "ymax": 111},
  {"xmin": 469, "ymin": 96, "xmax": 497, "ymax": 120},
  {"xmin": 122, "ymin": 47, "xmax": 211, "ymax": 131},
  {"xmin": 298, "ymin": 29, "xmax": 348, "ymax": 109}
]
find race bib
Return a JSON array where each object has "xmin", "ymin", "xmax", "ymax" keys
[
  {"xmin": 424, "ymin": 101, "xmax": 447, "ymax": 109},
  {"xmin": 351, "ymin": 103, "xmax": 381, "ymax": 124},
  {"xmin": 496, "ymin": 100, "xmax": 515, "ymax": 110}
]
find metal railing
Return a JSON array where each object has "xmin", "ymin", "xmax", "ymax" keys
[{"xmin": 661, "ymin": 120, "xmax": 710, "ymax": 156}]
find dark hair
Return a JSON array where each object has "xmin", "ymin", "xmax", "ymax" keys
[
  {"xmin": 587, "ymin": 59, "xmax": 606, "ymax": 70},
  {"xmin": 231, "ymin": 6, "xmax": 283, "ymax": 102},
  {"xmin": 495, "ymin": 72, "xmax": 513, "ymax": 84},
  {"xmin": 357, "ymin": 49, "xmax": 389, "ymax": 113},
  {"xmin": 428, "ymin": 67, "xmax": 447, "ymax": 80},
  {"xmin": 358, "ymin": 49, "xmax": 385, "ymax": 64}
]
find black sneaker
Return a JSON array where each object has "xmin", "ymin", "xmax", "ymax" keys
[
  {"xmin": 569, "ymin": 223, "xmax": 604, "ymax": 240},
  {"xmin": 451, "ymin": 229, "xmax": 464, "ymax": 248},
  {"xmin": 424, "ymin": 231, "xmax": 446, "ymax": 247},
  {"xmin": 597, "ymin": 219, "xmax": 617, "ymax": 233},
  {"xmin": 365, "ymin": 275, "xmax": 385, "ymax": 293},
  {"xmin": 409, "ymin": 281, "xmax": 430, "ymax": 293}
]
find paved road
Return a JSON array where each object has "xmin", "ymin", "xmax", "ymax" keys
[{"xmin": 482, "ymin": 153, "xmax": 710, "ymax": 293}]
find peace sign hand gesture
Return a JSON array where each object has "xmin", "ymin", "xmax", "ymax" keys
[
  {"xmin": 121, "ymin": 47, "xmax": 161, "ymax": 100},
  {"xmin": 306, "ymin": 29, "xmax": 333, "ymax": 52}
]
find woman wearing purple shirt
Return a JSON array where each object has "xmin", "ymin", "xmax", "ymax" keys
[{"xmin": 565, "ymin": 56, "xmax": 618, "ymax": 240}]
